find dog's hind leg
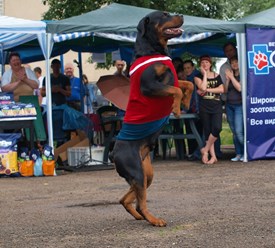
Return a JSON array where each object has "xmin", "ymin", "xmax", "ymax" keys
[
  {"xmin": 119, "ymin": 164, "xmax": 152, "ymax": 221},
  {"xmin": 120, "ymin": 186, "xmax": 144, "ymax": 220},
  {"xmin": 135, "ymin": 153, "xmax": 167, "ymax": 227},
  {"xmin": 113, "ymin": 140, "xmax": 144, "ymax": 220}
]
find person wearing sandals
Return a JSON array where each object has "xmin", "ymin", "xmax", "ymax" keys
[
  {"xmin": 194, "ymin": 55, "xmax": 224, "ymax": 165},
  {"xmin": 224, "ymin": 56, "xmax": 244, "ymax": 162}
]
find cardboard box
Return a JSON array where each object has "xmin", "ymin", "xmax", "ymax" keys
[
  {"xmin": 54, "ymin": 129, "xmax": 89, "ymax": 161},
  {"xmin": 54, "ymin": 135, "xmax": 81, "ymax": 162},
  {"xmin": 67, "ymin": 146, "xmax": 105, "ymax": 166}
]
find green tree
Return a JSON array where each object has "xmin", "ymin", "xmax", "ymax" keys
[
  {"xmin": 43, "ymin": 0, "xmax": 110, "ymax": 20},
  {"xmin": 43, "ymin": 0, "xmax": 275, "ymax": 21},
  {"xmin": 43, "ymin": 0, "xmax": 178, "ymax": 20},
  {"xmin": 41, "ymin": 0, "xmax": 227, "ymax": 20},
  {"xmin": 42, "ymin": 0, "xmax": 275, "ymax": 69},
  {"xmin": 241, "ymin": 0, "xmax": 275, "ymax": 16}
]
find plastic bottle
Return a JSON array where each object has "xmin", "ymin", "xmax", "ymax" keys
[{"xmin": 19, "ymin": 156, "xmax": 34, "ymax": 177}]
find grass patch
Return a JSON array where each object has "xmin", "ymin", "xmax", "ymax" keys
[{"xmin": 221, "ymin": 120, "xmax": 233, "ymax": 145}]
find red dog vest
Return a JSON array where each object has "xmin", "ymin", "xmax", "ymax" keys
[{"xmin": 124, "ymin": 55, "xmax": 179, "ymax": 124}]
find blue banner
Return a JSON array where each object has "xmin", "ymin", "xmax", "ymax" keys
[{"xmin": 246, "ymin": 28, "xmax": 275, "ymax": 160}]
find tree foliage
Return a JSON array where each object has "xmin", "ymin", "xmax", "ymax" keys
[
  {"xmin": 42, "ymin": 0, "xmax": 275, "ymax": 69},
  {"xmin": 241, "ymin": 0, "xmax": 275, "ymax": 16},
  {"xmin": 42, "ymin": 0, "xmax": 111, "ymax": 20},
  {"xmin": 43, "ymin": 0, "xmax": 275, "ymax": 20}
]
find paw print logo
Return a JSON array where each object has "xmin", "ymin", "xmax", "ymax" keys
[
  {"xmin": 253, "ymin": 51, "xmax": 268, "ymax": 70},
  {"xmin": 248, "ymin": 44, "xmax": 272, "ymax": 75}
]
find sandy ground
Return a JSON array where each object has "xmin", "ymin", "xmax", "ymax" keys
[{"xmin": 0, "ymin": 149, "xmax": 275, "ymax": 248}]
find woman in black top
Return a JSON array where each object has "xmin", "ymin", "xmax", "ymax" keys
[{"xmin": 194, "ymin": 55, "xmax": 224, "ymax": 164}]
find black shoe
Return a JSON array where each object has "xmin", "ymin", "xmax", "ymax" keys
[{"xmin": 187, "ymin": 154, "xmax": 198, "ymax": 161}]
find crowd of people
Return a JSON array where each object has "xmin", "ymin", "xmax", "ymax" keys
[
  {"xmin": 0, "ymin": 53, "xmax": 99, "ymax": 115},
  {"xmin": 0, "ymin": 53, "xmax": 99, "ymax": 148},
  {"xmin": 0, "ymin": 47, "xmax": 244, "ymax": 163},
  {"xmin": 168, "ymin": 42, "xmax": 244, "ymax": 165}
]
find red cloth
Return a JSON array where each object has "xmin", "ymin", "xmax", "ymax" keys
[
  {"xmin": 124, "ymin": 55, "xmax": 179, "ymax": 124},
  {"xmin": 86, "ymin": 113, "xmax": 101, "ymax": 132}
]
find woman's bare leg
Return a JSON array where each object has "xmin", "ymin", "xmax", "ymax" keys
[
  {"xmin": 200, "ymin": 145, "xmax": 209, "ymax": 164},
  {"xmin": 201, "ymin": 134, "xmax": 217, "ymax": 164},
  {"xmin": 208, "ymin": 143, "xmax": 218, "ymax": 164}
]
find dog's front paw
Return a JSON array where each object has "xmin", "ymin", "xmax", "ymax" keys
[
  {"xmin": 172, "ymin": 99, "xmax": 181, "ymax": 117},
  {"xmin": 172, "ymin": 90, "xmax": 182, "ymax": 117},
  {"xmin": 172, "ymin": 107, "xmax": 181, "ymax": 118},
  {"xmin": 150, "ymin": 218, "xmax": 167, "ymax": 227}
]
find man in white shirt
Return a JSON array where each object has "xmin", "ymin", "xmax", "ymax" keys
[{"xmin": 220, "ymin": 42, "xmax": 238, "ymax": 84}]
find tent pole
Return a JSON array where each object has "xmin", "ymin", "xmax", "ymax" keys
[
  {"xmin": 0, "ymin": 45, "xmax": 5, "ymax": 74},
  {"xmin": 60, "ymin": 54, "xmax": 64, "ymax": 74},
  {"xmin": 45, "ymin": 33, "xmax": 54, "ymax": 148},
  {"xmin": 78, "ymin": 52, "xmax": 84, "ymax": 113},
  {"xmin": 236, "ymin": 32, "xmax": 247, "ymax": 162}
]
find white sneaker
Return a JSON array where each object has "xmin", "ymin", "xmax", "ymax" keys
[
  {"xmin": 231, "ymin": 155, "xmax": 241, "ymax": 162},
  {"xmin": 240, "ymin": 155, "xmax": 244, "ymax": 162}
]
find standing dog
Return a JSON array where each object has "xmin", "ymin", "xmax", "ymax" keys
[{"xmin": 110, "ymin": 11, "xmax": 193, "ymax": 227}]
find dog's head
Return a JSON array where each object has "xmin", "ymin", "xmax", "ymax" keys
[{"xmin": 134, "ymin": 11, "xmax": 183, "ymax": 58}]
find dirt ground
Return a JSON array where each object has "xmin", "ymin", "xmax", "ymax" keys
[{"xmin": 1, "ymin": 148, "xmax": 274, "ymax": 248}]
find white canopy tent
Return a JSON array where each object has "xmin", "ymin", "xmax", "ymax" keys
[
  {"xmin": 0, "ymin": 15, "xmax": 55, "ymax": 148},
  {"xmin": 0, "ymin": 15, "xmax": 49, "ymax": 66}
]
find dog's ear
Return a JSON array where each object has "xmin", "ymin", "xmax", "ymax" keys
[{"xmin": 137, "ymin": 16, "xmax": 150, "ymax": 37}]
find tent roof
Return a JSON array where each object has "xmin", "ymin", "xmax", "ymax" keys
[
  {"xmin": 237, "ymin": 7, "xmax": 275, "ymax": 28},
  {"xmin": 0, "ymin": 15, "xmax": 46, "ymax": 50},
  {"xmin": 3, "ymin": 3, "xmax": 244, "ymax": 63},
  {"xmin": 0, "ymin": 16, "xmax": 46, "ymax": 33},
  {"xmin": 46, "ymin": 3, "xmax": 244, "ymax": 34},
  {"xmin": 12, "ymin": 31, "xmax": 234, "ymax": 63}
]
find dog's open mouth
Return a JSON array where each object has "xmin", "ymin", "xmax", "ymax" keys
[{"xmin": 164, "ymin": 27, "xmax": 183, "ymax": 37}]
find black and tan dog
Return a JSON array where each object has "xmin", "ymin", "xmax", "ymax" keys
[{"xmin": 110, "ymin": 11, "xmax": 193, "ymax": 227}]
